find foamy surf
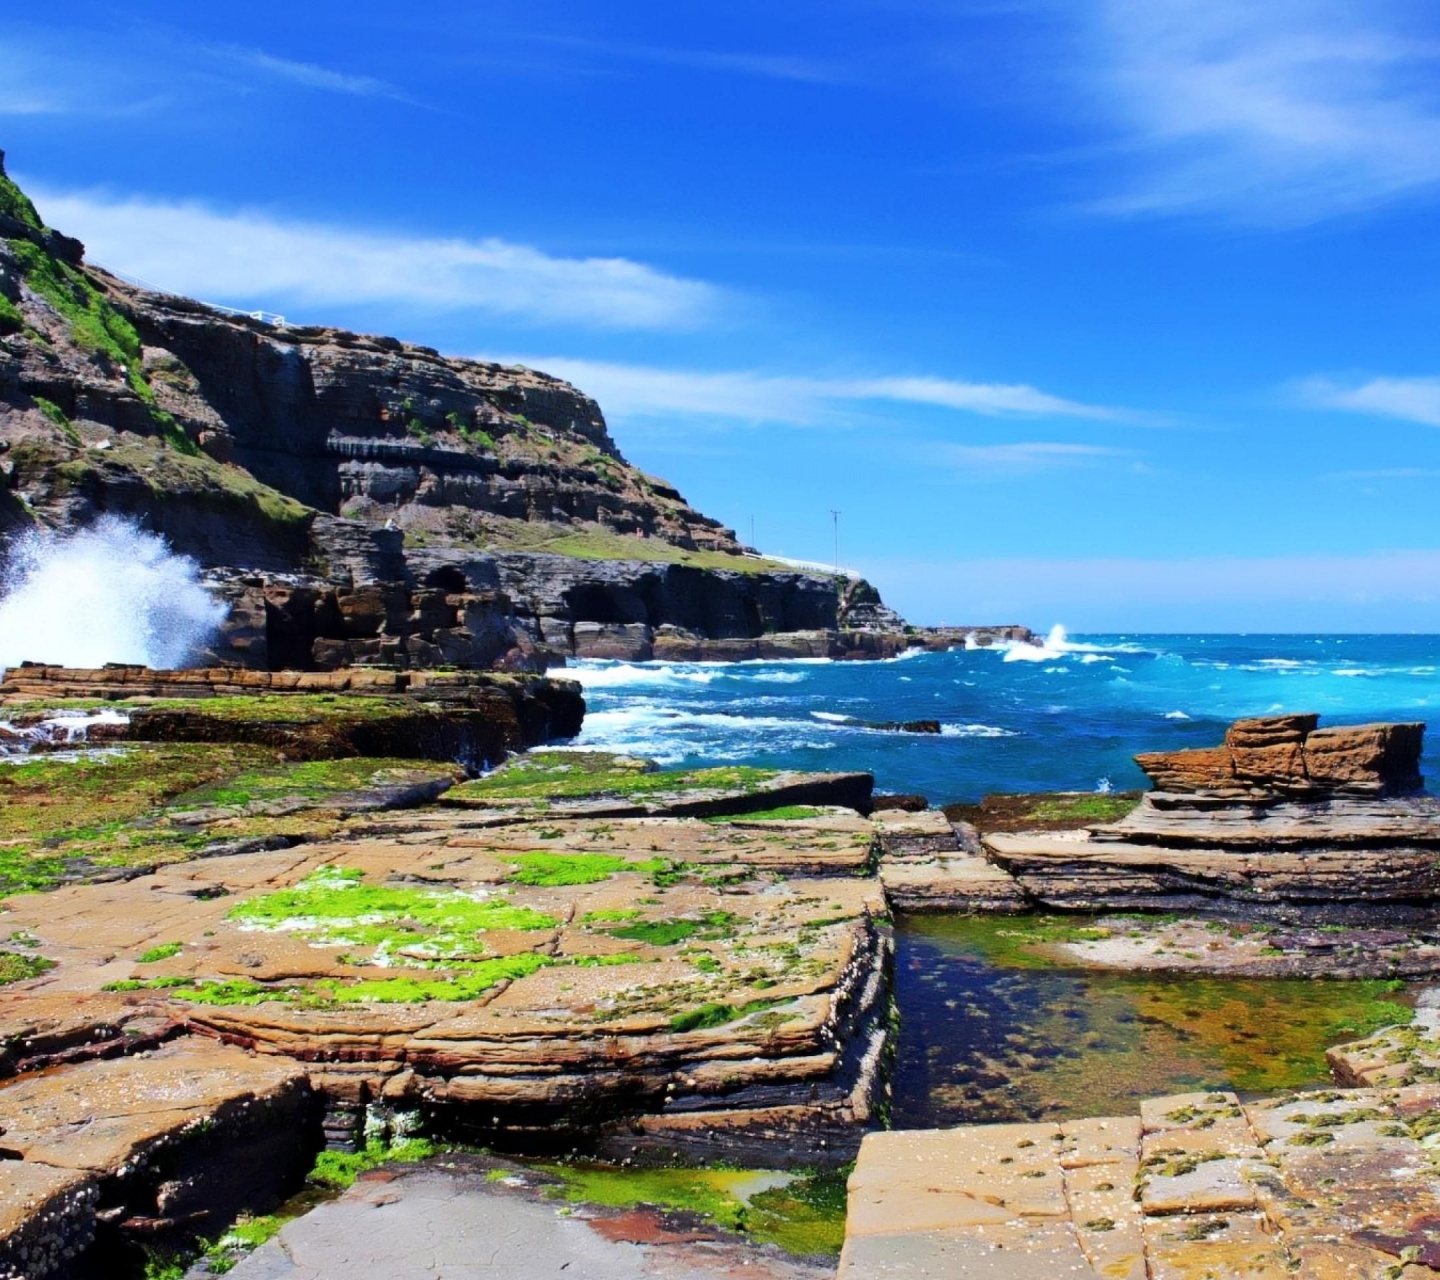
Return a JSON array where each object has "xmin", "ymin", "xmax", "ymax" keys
[
  {"xmin": 0, "ymin": 708, "xmax": 130, "ymax": 757},
  {"xmin": 999, "ymin": 624, "xmax": 1146, "ymax": 664},
  {"xmin": 0, "ymin": 517, "xmax": 226, "ymax": 673}
]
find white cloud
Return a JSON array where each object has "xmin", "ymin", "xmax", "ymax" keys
[
  {"xmin": 1089, "ymin": 0, "xmax": 1440, "ymax": 222},
  {"xmin": 493, "ymin": 357, "xmax": 1134, "ymax": 424},
  {"xmin": 1297, "ymin": 375, "xmax": 1440, "ymax": 427},
  {"xmin": 24, "ymin": 186, "xmax": 719, "ymax": 331},
  {"xmin": 210, "ymin": 46, "xmax": 410, "ymax": 100},
  {"xmin": 938, "ymin": 441, "xmax": 1131, "ymax": 470}
]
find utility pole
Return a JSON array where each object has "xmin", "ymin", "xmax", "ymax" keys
[
  {"xmin": 750, "ymin": 515, "xmax": 755, "ymax": 549},
  {"xmin": 830, "ymin": 509, "xmax": 841, "ymax": 574}
]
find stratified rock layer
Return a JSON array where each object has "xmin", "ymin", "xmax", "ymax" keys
[
  {"xmin": 1136, "ymin": 714, "xmax": 1424, "ymax": 798},
  {"xmin": 840, "ymin": 1085, "xmax": 1440, "ymax": 1278},
  {"xmin": 0, "ymin": 1040, "xmax": 315, "ymax": 1280},
  {"xmin": 0, "ymin": 664, "xmax": 584, "ymax": 763},
  {"xmin": 1, "ymin": 153, "xmax": 924, "ymax": 666},
  {"xmin": 0, "ymin": 744, "xmax": 895, "ymax": 1274},
  {"xmin": 985, "ymin": 715, "xmax": 1438, "ymax": 920}
]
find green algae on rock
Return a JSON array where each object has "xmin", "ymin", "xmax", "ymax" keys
[
  {"xmin": 0, "ymin": 744, "xmax": 464, "ymax": 895},
  {"xmin": 0, "ymin": 950, "xmax": 55, "ymax": 985},
  {"xmin": 443, "ymin": 750, "xmax": 874, "ymax": 818},
  {"xmin": 448, "ymin": 751, "xmax": 774, "ymax": 801},
  {"xmin": 943, "ymin": 790, "xmax": 1144, "ymax": 834},
  {"xmin": 504, "ymin": 850, "xmax": 668, "ymax": 886},
  {"xmin": 539, "ymin": 1162, "xmax": 851, "ymax": 1256}
]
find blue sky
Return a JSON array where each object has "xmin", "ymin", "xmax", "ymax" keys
[{"xmin": 5, "ymin": 0, "xmax": 1440, "ymax": 630}]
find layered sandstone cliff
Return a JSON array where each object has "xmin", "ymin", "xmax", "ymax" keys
[{"xmin": 0, "ymin": 152, "xmax": 908, "ymax": 666}]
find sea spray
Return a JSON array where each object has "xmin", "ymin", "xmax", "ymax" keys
[{"xmin": 0, "ymin": 517, "xmax": 228, "ymax": 672}]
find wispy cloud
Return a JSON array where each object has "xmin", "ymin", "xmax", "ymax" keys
[
  {"xmin": 1328, "ymin": 467, "xmax": 1440, "ymax": 481},
  {"xmin": 938, "ymin": 441, "xmax": 1131, "ymax": 470},
  {"xmin": 1087, "ymin": 0, "xmax": 1440, "ymax": 223},
  {"xmin": 208, "ymin": 45, "xmax": 411, "ymax": 101},
  {"xmin": 25, "ymin": 186, "xmax": 719, "ymax": 331},
  {"xmin": 520, "ymin": 33, "xmax": 850, "ymax": 86},
  {"xmin": 1297, "ymin": 374, "xmax": 1440, "ymax": 427},
  {"xmin": 0, "ymin": 29, "xmax": 416, "ymax": 118},
  {"xmin": 494, "ymin": 357, "xmax": 1138, "ymax": 424}
]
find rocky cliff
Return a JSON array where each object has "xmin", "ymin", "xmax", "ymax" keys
[{"xmin": 0, "ymin": 152, "xmax": 909, "ymax": 668}]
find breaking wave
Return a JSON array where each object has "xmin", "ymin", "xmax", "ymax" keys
[
  {"xmin": 1000, "ymin": 624, "xmax": 1144, "ymax": 665},
  {"xmin": 0, "ymin": 517, "xmax": 227, "ymax": 673}
]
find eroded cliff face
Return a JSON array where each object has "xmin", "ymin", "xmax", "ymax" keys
[{"xmin": 0, "ymin": 152, "xmax": 905, "ymax": 667}]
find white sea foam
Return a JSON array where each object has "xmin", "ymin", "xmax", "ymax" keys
[
  {"xmin": 565, "ymin": 659, "xmax": 825, "ymax": 690},
  {"xmin": 999, "ymin": 624, "xmax": 1143, "ymax": 664},
  {"xmin": 569, "ymin": 703, "xmax": 841, "ymax": 763},
  {"xmin": 940, "ymin": 723, "xmax": 1019, "ymax": 738},
  {"xmin": 0, "ymin": 708, "xmax": 130, "ymax": 756},
  {"xmin": 564, "ymin": 663, "xmax": 718, "ymax": 689},
  {"xmin": 1164, "ymin": 710, "xmax": 1190, "ymax": 720},
  {"xmin": 0, "ymin": 517, "xmax": 227, "ymax": 673},
  {"xmin": 810, "ymin": 711, "xmax": 850, "ymax": 723}
]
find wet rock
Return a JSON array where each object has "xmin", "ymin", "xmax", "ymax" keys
[{"xmin": 0, "ymin": 665, "xmax": 584, "ymax": 764}]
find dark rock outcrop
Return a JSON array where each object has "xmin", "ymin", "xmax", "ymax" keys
[{"xmin": 0, "ymin": 664, "xmax": 585, "ymax": 765}]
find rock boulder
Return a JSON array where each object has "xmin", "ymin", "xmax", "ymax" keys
[{"xmin": 1136, "ymin": 714, "xmax": 1424, "ymax": 798}]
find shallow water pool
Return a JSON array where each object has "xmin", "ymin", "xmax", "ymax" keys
[{"xmin": 891, "ymin": 914, "xmax": 1413, "ymax": 1128}]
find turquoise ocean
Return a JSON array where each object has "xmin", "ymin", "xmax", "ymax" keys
[{"xmin": 561, "ymin": 628, "xmax": 1440, "ymax": 803}]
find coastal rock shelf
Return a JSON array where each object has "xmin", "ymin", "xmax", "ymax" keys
[
  {"xmin": 984, "ymin": 714, "xmax": 1438, "ymax": 920},
  {"xmin": 840, "ymin": 1085, "xmax": 1440, "ymax": 1278},
  {"xmin": 0, "ymin": 744, "xmax": 907, "ymax": 1280},
  {"xmin": 0, "ymin": 810, "xmax": 892, "ymax": 1150},
  {"xmin": 0, "ymin": 663, "xmax": 584, "ymax": 761},
  {"xmin": 874, "ymin": 809, "xmax": 1027, "ymax": 913}
]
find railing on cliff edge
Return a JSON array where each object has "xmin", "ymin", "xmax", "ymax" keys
[{"xmin": 90, "ymin": 261, "xmax": 287, "ymax": 328}]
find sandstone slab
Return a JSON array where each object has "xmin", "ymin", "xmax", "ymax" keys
[{"xmin": 841, "ymin": 1085, "xmax": 1440, "ymax": 1278}]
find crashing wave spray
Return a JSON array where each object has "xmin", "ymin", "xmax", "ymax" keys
[{"xmin": 0, "ymin": 517, "xmax": 228, "ymax": 672}]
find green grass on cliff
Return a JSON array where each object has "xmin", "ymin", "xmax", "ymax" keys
[
  {"xmin": 0, "ymin": 292, "xmax": 25, "ymax": 335},
  {"xmin": 48, "ymin": 438, "xmax": 313, "ymax": 531},
  {"xmin": 5, "ymin": 237, "xmax": 198, "ymax": 452},
  {"xmin": 475, "ymin": 517, "xmax": 801, "ymax": 575},
  {"xmin": 0, "ymin": 169, "xmax": 43, "ymax": 229},
  {"xmin": 447, "ymin": 751, "xmax": 777, "ymax": 804}
]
